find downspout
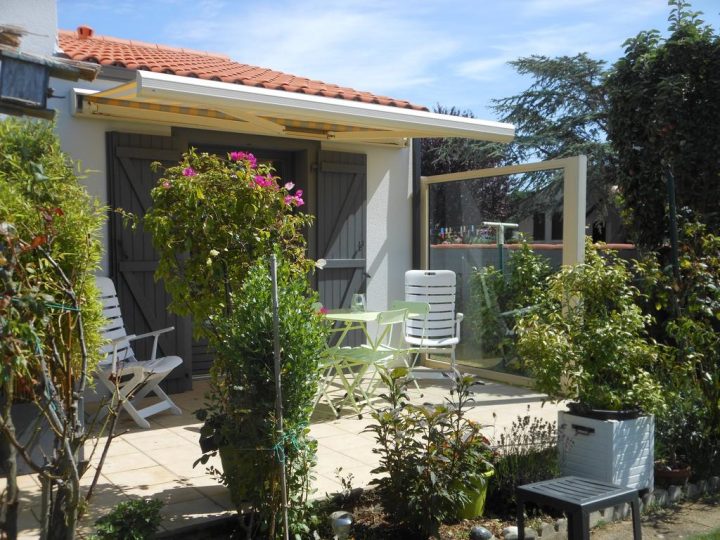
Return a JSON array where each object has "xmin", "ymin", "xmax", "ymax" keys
[{"xmin": 411, "ymin": 138, "xmax": 422, "ymax": 269}]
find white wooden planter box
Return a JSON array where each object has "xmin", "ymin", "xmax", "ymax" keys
[{"xmin": 558, "ymin": 411, "xmax": 654, "ymax": 491}]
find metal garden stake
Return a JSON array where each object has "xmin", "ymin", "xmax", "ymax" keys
[{"xmin": 270, "ymin": 254, "xmax": 290, "ymax": 540}]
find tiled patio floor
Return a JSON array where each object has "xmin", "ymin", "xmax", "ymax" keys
[{"xmin": 11, "ymin": 372, "xmax": 563, "ymax": 538}]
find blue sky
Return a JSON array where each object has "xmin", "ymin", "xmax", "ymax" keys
[{"xmin": 57, "ymin": 0, "xmax": 720, "ymax": 120}]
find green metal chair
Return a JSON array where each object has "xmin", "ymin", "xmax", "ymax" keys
[{"xmin": 318, "ymin": 308, "xmax": 408, "ymax": 417}]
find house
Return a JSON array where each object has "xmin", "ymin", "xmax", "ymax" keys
[{"xmin": 3, "ymin": 0, "xmax": 528, "ymax": 392}]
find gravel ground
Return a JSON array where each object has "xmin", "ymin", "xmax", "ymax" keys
[{"xmin": 592, "ymin": 496, "xmax": 720, "ymax": 539}]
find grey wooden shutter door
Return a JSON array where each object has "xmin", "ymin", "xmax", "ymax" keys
[
  {"xmin": 316, "ymin": 151, "xmax": 367, "ymax": 338},
  {"xmin": 107, "ymin": 132, "xmax": 192, "ymax": 393}
]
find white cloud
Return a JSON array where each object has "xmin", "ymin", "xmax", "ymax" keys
[{"xmin": 162, "ymin": 1, "xmax": 460, "ymax": 98}]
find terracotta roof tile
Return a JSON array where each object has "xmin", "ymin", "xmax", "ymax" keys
[{"xmin": 58, "ymin": 28, "xmax": 427, "ymax": 111}]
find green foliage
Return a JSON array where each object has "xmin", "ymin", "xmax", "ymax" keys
[
  {"xmin": 606, "ymin": 1, "xmax": 720, "ymax": 249},
  {"xmin": 516, "ymin": 239, "xmax": 664, "ymax": 413},
  {"xmin": 91, "ymin": 499, "xmax": 163, "ymax": 540},
  {"xmin": 195, "ymin": 257, "xmax": 328, "ymax": 539},
  {"xmin": 468, "ymin": 239, "xmax": 552, "ymax": 359},
  {"xmin": 494, "ymin": 54, "xmax": 615, "ymax": 216},
  {"xmin": 0, "ymin": 118, "xmax": 105, "ymax": 538},
  {"xmin": 365, "ymin": 369, "xmax": 493, "ymax": 538},
  {"xmin": 487, "ymin": 410, "xmax": 559, "ymax": 515},
  {"xmin": 635, "ymin": 221, "xmax": 720, "ymax": 474},
  {"xmin": 0, "ymin": 118, "xmax": 105, "ymax": 382},
  {"xmin": 146, "ymin": 149, "xmax": 322, "ymax": 538},
  {"xmin": 144, "ymin": 148, "xmax": 313, "ymax": 335}
]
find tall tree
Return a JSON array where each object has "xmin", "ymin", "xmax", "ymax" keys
[
  {"xmin": 606, "ymin": 0, "xmax": 720, "ymax": 250},
  {"xmin": 493, "ymin": 54, "xmax": 615, "ymax": 221},
  {"xmin": 421, "ymin": 106, "xmax": 509, "ymax": 231}
]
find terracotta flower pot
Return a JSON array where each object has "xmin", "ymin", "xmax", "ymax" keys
[{"xmin": 654, "ymin": 462, "xmax": 691, "ymax": 483}]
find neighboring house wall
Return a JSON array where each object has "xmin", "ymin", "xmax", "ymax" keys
[{"xmin": 3, "ymin": 0, "xmax": 58, "ymax": 56}]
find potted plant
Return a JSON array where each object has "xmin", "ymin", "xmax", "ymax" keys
[
  {"xmin": 145, "ymin": 149, "xmax": 322, "ymax": 538},
  {"xmin": 366, "ymin": 369, "xmax": 494, "ymax": 538},
  {"xmin": 516, "ymin": 240, "xmax": 664, "ymax": 491}
]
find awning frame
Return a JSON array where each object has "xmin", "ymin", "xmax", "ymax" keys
[{"xmin": 71, "ymin": 70, "xmax": 514, "ymax": 146}]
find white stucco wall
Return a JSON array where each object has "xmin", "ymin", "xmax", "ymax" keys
[
  {"xmin": 322, "ymin": 141, "xmax": 413, "ymax": 314},
  {"xmin": 1, "ymin": 0, "xmax": 58, "ymax": 56}
]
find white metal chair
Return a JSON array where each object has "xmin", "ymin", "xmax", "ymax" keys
[
  {"xmin": 404, "ymin": 270, "xmax": 464, "ymax": 378},
  {"xmin": 96, "ymin": 276, "xmax": 183, "ymax": 428}
]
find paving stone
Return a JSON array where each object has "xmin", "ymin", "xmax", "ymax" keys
[
  {"xmin": 686, "ymin": 482, "xmax": 700, "ymax": 499},
  {"xmin": 589, "ymin": 510, "xmax": 604, "ymax": 527},
  {"xmin": 642, "ymin": 492, "xmax": 655, "ymax": 512},
  {"xmin": 710, "ymin": 477, "xmax": 720, "ymax": 492},
  {"xmin": 654, "ymin": 488, "xmax": 668, "ymax": 507},
  {"xmin": 668, "ymin": 485, "xmax": 684, "ymax": 502},
  {"xmin": 612, "ymin": 502, "xmax": 629, "ymax": 521}
]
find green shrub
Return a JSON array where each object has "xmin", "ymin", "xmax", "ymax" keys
[
  {"xmin": 468, "ymin": 238, "xmax": 552, "ymax": 362},
  {"xmin": 365, "ymin": 369, "xmax": 493, "ymax": 538},
  {"xmin": 487, "ymin": 410, "xmax": 559, "ymax": 515},
  {"xmin": 635, "ymin": 222, "xmax": 720, "ymax": 475},
  {"xmin": 517, "ymin": 238, "xmax": 664, "ymax": 413},
  {"xmin": 92, "ymin": 499, "xmax": 163, "ymax": 540},
  {"xmin": 145, "ymin": 149, "xmax": 322, "ymax": 538},
  {"xmin": 195, "ymin": 257, "xmax": 328, "ymax": 538},
  {"xmin": 0, "ymin": 118, "xmax": 105, "ymax": 538}
]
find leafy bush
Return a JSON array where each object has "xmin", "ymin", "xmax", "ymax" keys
[
  {"xmin": 517, "ymin": 239, "xmax": 664, "ymax": 413},
  {"xmin": 92, "ymin": 499, "xmax": 163, "ymax": 540},
  {"xmin": 145, "ymin": 149, "xmax": 322, "ymax": 538},
  {"xmin": 0, "ymin": 118, "xmax": 105, "ymax": 538},
  {"xmin": 144, "ymin": 148, "xmax": 313, "ymax": 336},
  {"xmin": 195, "ymin": 257, "xmax": 328, "ymax": 538},
  {"xmin": 487, "ymin": 410, "xmax": 559, "ymax": 515},
  {"xmin": 606, "ymin": 1, "xmax": 720, "ymax": 250},
  {"xmin": 366, "ymin": 369, "xmax": 493, "ymax": 538},
  {"xmin": 635, "ymin": 221, "xmax": 720, "ymax": 475},
  {"xmin": 468, "ymin": 238, "xmax": 552, "ymax": 361}
]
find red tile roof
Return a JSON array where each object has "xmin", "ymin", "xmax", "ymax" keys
[{"xmin": 58, "ymin": 26, "xmax": 427, "ymax": 111}]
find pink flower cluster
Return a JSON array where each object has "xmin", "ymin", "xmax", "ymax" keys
[
  {"xmin": 230, "ymin": 151, "xmax": 257, "ymax": 168},
  {"xmin": 182, "ymin": 167, "xmax": 197, "ymax": 177},
  {"xmin": 284, "ymin": 189, "xmax": 304, "ymax": 207},
  {"xmin": 254, "ymin": 174, "xmax": 276, "ymax": 188}
]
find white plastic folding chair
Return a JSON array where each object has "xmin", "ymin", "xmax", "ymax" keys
[
  {"xmin": 404, "ymin": 270, "xmax": 464, "ymax": 379},
  {"xmin": 96, "ymin": 277, "xmax": 183, "ymax": 428}
]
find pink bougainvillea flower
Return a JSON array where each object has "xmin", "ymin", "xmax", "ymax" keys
[
  {"xmin": 284, "ymin": 189, "xmax": 305, "ymax": 207},
  {"xmin": 294, "ymin": 189, "xmax": 304, "ymax": 207},
  {"xmin": 254, "ymin": 175, "xmax": 273, "ymax": 188},
  {"xmin": 162, "ymin": 181, "xmax": 171, "ymax": 189},
  {"xmin": 182, "ymin": 167, "xmax": 197, "ymax": 177},
  {"xmin": 318, "ymin": 306, "xmax": 329, "ymax": 315},
  {"xmin": 284, "ymin": 182, "xmax": 295, "ymax": 190},
  {"xmin": 229, "ymin": 151, "xmax": 242, "ymax": 161},
  {"xmin": 229, "ymin": 151, "xmax": 257, "ymax": 168},
  {"xmin": 246, "ymin": 153, "xmax": 257, "ymax": 168}
]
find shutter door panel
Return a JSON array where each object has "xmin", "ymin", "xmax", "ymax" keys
[
  {"xmin": 107, "ymin": 132, "xmax": 192, "ymax": 393},
  {"xmin": 317, "ymin": 151, "xmax": 367, "ymax": 345}
]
